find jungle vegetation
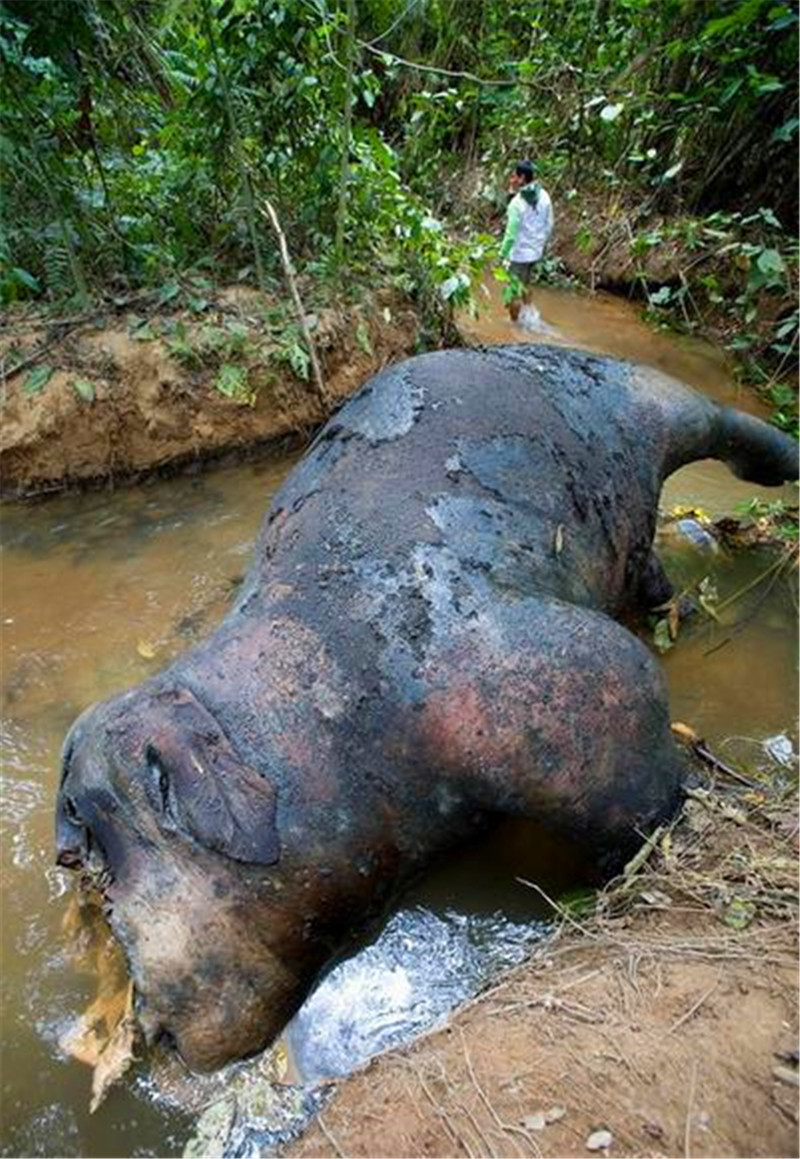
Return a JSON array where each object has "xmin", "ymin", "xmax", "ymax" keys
[{"xmin": 1, "ymin": 0, "xmax": 798, "ymax": 418}]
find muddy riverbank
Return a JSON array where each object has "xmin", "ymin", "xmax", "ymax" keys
[
  {"xmin": 290, "ymin": 771, "xmax": 799, "ymax": 1159},
  {"xmin": 2, "ymin": 256, "xmax": 794, "ymax": 501},
  {"xmin": 0, "ymin": 287, "xmax": 420, "ymax": 498}
]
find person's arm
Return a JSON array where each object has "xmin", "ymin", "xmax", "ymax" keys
[
  {"xmin": 500, "ymin": 196, "xmax": 522, "ymax": 260},
  {"xmin": 542, "ymin": 190, "xmax": 554, "ymax": 242}
]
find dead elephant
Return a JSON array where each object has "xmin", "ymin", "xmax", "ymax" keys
[{"xmin": 56, "ymin": 344, "xmax": 798, "ymax": 1070}]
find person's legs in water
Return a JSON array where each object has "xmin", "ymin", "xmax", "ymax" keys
[{"xmin": 508, "ymin": 260, "xmax": 534, "ymax": 322}]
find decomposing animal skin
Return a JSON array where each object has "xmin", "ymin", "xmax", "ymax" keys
[{"xmin": 56, "ymin": 345, "xmax": 798, "ymax": 1070}]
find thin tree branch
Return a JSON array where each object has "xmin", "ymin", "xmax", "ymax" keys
[
  {"xmin": 358, "ymin": 40, "xmax": 515, "ymax": 87},
  {"xmin": 257, "ymin": 199, "xmax": 329, "ymax": 410}
]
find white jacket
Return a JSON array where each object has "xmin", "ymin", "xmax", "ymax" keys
[{"xmin": 501, "ymin": 184, "xmax": 554, "ymax": 263}]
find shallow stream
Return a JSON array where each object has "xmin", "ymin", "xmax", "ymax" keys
[{"xmin": 1, "ymin": 285, "xmax": 797, "ymax": 1157}]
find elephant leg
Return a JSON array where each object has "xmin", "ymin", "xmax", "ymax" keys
[
  {"xmin": 635, "ymin": 550, "xmax": 674, "ymax": 610},
  {"xmin": 418, "ymin": 598, "xmax": 685, "ymax": 875}
]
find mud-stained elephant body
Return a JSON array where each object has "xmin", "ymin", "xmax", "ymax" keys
[{"xmin": 56, "ymin": 344, "xmax": 798, "ymax": 1071}]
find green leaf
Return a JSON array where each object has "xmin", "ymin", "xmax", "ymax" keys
[
  {"xmin": 355, "ymin": 319, "xmax": 373, "ymax": 356},
  {"xmin": 653, "ymin": 619, "xmax": 673, "ymax": 653},
  {"xmin": 559, "ymin": 887, "xmax": 597, "ymax": 917},
  {"xmin": 703, "ymin": 0, "xmax": 764, "ymax": 38},
  {"xmin": 10, "ymin": 267, "xmax": 40, "ymax": 293},
  {"xmin": 157, "ymin": 282, "xmax": 181, "ymax": 305},
  {"xmin": 73, "ymin": 379, "xmax": 95, "ymax": 403},
  {"xmin": 287, "ymin": 342, "xmax": 310, "ymax": 381},
  {"xmin": 723, "ymin": 897, "xmax": 756, "ymax": 930},
  {"xmin": 23, "ymin": 365, "xmax": 54, "ymax": 395},
  {"xmin": 214, "ymin": 363, "xmax": 251, "ymax": 403},
  {"xmin": 755, "ymin": 248, "xmax": 785, "ymax": 277},
  {"xmin": 758, "ymin": 207, "xmax": 782, "ymax": 228}
]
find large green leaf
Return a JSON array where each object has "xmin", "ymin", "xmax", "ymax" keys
[{"xmin": 22, "ymin": 365, "xmax": 54, "ymax": 395}]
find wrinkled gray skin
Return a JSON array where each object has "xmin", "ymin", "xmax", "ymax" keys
[{"xmin": 56, "ymin": 345, "xmax": 798, "ymax": 1071}]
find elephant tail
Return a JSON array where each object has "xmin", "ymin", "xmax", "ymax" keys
[
  {"xmin": 663, "ymin": 388, "xmax": 798, "ymax": 487},
  {"xmin": 712, "ymin": 407, "xmax": 798, "ymax": 486}
]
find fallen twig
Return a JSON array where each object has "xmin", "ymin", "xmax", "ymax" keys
[
  {"xmin": 684, "ymin": 1059, "xmax": 698, "ymax": 1158},
  {"xmin": 618, "ymin": 825, "xmax": 665, "ymax": 890},
  {"xmin": 317, "ymin": 1114, "xmax": 346, "ymax": 1158},
  {"xmin": 668, "ymin": 973, "xmax": 721, "ymax": 1035},
  {"xmin": 516, "ymin": 876, "xmax": 598, "ymax": 938},
  {"xmin": 460, "ymin": 1029, "xmax": 539, "ymax": 1158}
]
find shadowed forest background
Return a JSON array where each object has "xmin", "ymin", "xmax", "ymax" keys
[{"xmin": 1, "ymin": 0, "xmax": 798, "ymax": 426}]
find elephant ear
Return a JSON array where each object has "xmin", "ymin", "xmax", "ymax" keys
[{"xmin": 144, "ymin": 687, "xmax": 279, "ymax": 865}]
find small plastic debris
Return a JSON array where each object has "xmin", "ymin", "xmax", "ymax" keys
[
  {"xmin": 521, "ymin": 1112, "xmax": 546, "ymax": 1130},
  {"xmin": 674, "ymin": 518, "xmax": 718, "ymax": 552},
  {"xmin": 764, "ymin": 734, "xmax": 795, "ymax": 767},
  {"xmin": 639, "ymin": 890, "xmax": 672, "ymax": 909},
  {"xmin": 586, "ymin": 1128, "xmax": 613, "ymax": 1150},
  {"xmin": 545, "ymin": 1106, "xmax": 566, "ymax": 1123},
  {"xmin": 773, "ymin": 1065, "xmax": 799, "ymax": 1087}
]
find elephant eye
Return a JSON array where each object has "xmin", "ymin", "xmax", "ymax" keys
[{"xmin": 144, "ymin": 744, "xmax": 171, "ymax": 817}]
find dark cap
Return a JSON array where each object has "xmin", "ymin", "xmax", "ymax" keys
[{"xmin": 515, "ymin": 159, "xmax": 535, "ymax": 181}]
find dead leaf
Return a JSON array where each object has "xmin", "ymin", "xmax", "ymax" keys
[
  {"xmin": 671, "ymin": 721, "xmax": 699, "ymax": 746},
  {"xmin": 667, "ymin": 601, "xmax": 680, "ymax": 640},
  {"xmin": 684, "ymin": 799, "xmax": 712, "ymax": 834},
  {"xmin": 90, "ymin": 983, "xmax": 137, "ymax": 1112},
  {"xmin": 59, "ymin": 896, "xmax": 138, "ymax": 1111},
  {"xmin": 136, "ymin": 640, "xmax": 157, "ymax": 660}
]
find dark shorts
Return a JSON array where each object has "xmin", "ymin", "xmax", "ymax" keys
[{"xmin": 509, "ymin": 261, "xmax": 535, "ymax": 285}]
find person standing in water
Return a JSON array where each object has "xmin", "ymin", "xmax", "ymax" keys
[{"xmin": 499, "ymin": 159, "xmax": 554, "ymax": 323}]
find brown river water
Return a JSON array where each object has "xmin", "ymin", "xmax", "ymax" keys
[{"xmin": 1, "ymin": 285, "xmax": 797, "ymax": 1157}]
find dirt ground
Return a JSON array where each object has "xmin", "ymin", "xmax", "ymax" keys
[
  {"xmin": 0, "ymin": 286, "xmax": 420, "ymax": 498},
  {"xmin": 289, "ymin": 771, "xmax": 799, "ymax": 1159}
]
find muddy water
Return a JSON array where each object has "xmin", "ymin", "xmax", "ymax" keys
[{"xmin": 1, "ymin": 287, "xmax": 797, "ymax": 1157}]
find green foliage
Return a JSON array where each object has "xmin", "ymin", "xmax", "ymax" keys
[
  {"xmin": 0, "ymin": 0, "xmax": 796, "ymax": 401},
  {"xmin": 734, "ymin": 498, "xmax": 799, "ymax": 542},
  {"xmin": 271, "ymin": 331, "xmax": 311, "ymax": 382},
  {"xmin": 764, "ymin": 381, "xmax": 799, "ymax": 438},
  {"xmin": 22, "ymin": 364, "xmax": 53, "ymax": 395},
  {"xmin": 214, "ymin": 362, "xmax": 253, "ymax": 405}
]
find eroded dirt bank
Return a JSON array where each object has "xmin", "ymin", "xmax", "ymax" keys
[
  {"xmin": 0, "ymin": 287, "xmax": 420, "ymax": 498},
  {"xmin": 290, "ymin": 773, "xmax": 799, "ymax": 1159}
]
